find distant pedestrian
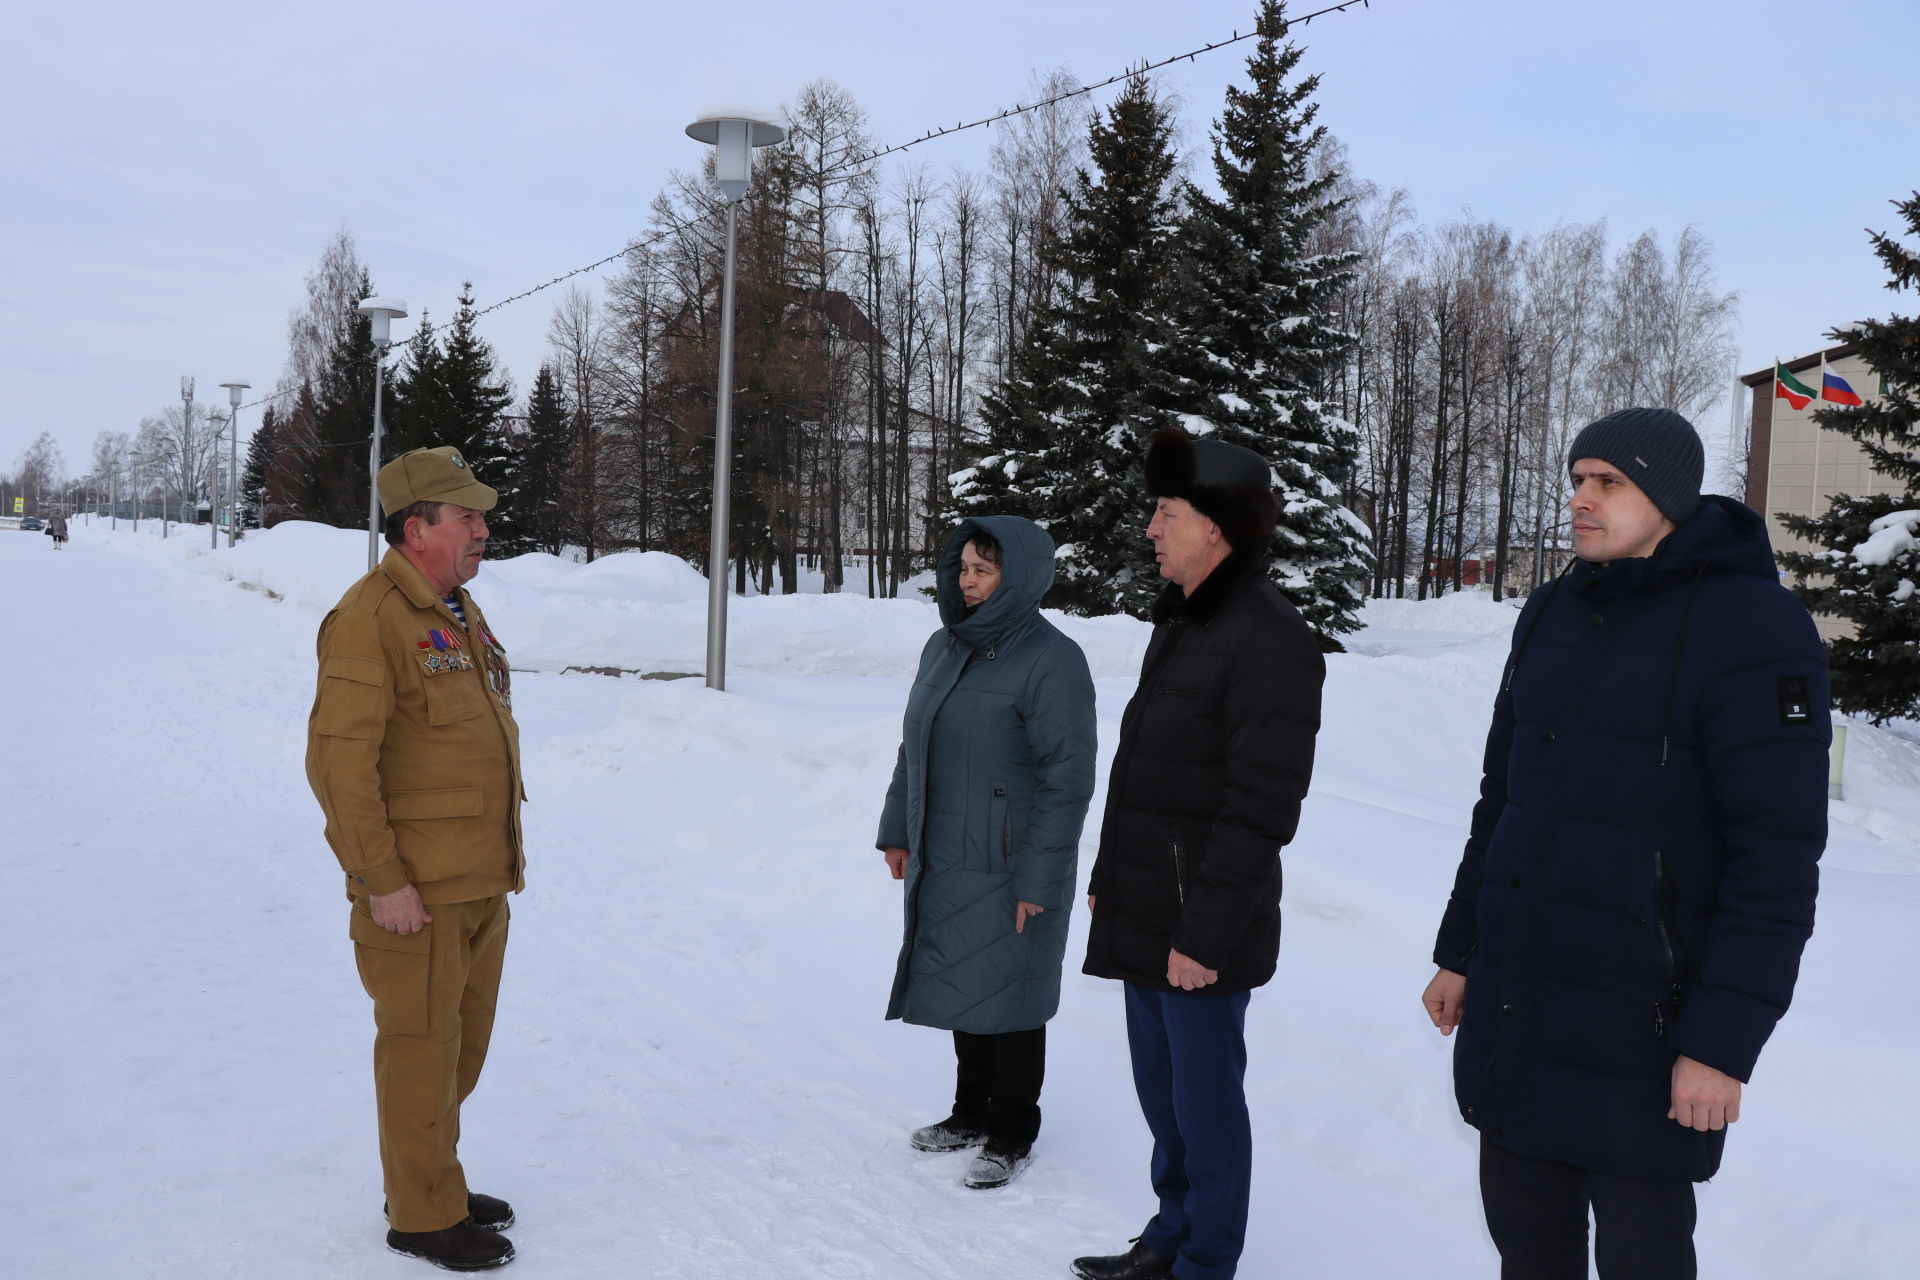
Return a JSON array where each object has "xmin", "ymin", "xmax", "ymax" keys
[
  {"xmin": 877, "ymin": 516, "xmax": 1097, "ymax": 1190},
  {"xmin": 306, "ymin": 446, "xmax": 526, "ymax": 1272},
  {"xmin": 1073, "ymin": 427, "xmax": 1325, "ymax": 1280},
  {"xmin": 1420, "ymin": 407, "xmax": 1830, "ymax": 1278},
  {"xmin": 46, "ymin": 513, "xmax": 67, "ymax": 547}
]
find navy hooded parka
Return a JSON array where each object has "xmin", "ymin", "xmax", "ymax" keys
[
  {"xmin": 878, "ymin": 517, "xmax": 1098, "ymax": 1035},
  {"xmin": 1434, "ymin": 494, "xmax": 1830, "ymax": 1181}
]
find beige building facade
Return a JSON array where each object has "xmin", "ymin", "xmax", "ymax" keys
[{"xmin": 1739, "ymin": 341, "xmax": 1902, "ymax": 638}]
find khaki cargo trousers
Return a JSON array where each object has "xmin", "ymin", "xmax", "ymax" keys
[{"xmin": 351, "ymin": 895, "xmax": 509, "ymax": 1233}]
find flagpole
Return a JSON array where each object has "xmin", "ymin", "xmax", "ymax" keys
[{"xmin": 1810, "ymin": 354, "xmax": 1823, "ymax": 519}]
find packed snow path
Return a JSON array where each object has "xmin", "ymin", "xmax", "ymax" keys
[{"xmin": 3, "ymin": 523, "xmax": 1918, "ymax": 1278}]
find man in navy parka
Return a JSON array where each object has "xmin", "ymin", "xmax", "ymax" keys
[{"xmin": 1421, "ymin": 408, "xmax": 1830, "ymax": 1278}]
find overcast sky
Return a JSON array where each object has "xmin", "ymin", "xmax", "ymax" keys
[{"xmin": 3, "ymin": 0, "xmax": 1913, "ymax": 480}]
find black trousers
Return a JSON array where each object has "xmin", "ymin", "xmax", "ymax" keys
[
  {"xmin": 1479, "ymin": 1135, "xmax": 1698, "ymax": 1280},
  {"xmin": 952, "ymin": 1026, "xmax": 1045, "ymax": 1148}
]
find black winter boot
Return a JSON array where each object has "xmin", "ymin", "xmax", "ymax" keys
[
  {"xmin": 385, "ymin": 1193, "xmax": 516, "ymax": 1232},
  {"xmin": 385, "ymin": 1219, "xmax": 515, "ymax": 1270},
  {"xmin": 909, "ymin": 1113, "xmax": 988, "ymax": 1152},
  {"xmin": 962, "ymin": 1140, "xmax": 1033, "ymax": 1189},
  {"xmin": 1070, "ymin": 1239, "xmax": 1173, "ymax": 1280}
]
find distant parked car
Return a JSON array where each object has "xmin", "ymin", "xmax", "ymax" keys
[{"xmin": 20, "ymin": 517, "xmax": 44, "ymax": 532}]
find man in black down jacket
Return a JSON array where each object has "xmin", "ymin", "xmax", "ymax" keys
[
  {"xmin": 1073, "ymin": 427, "xmax": 1325, "ymax": 1280},
  {"xmin": 1421, "ymin": 408, "xmax": 1829, "ymax": 1279}
]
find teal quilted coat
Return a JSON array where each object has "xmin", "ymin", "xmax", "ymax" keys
[{"xmin": 878, "ymin": 516, "xmax": 1098, "ymax": 1034}]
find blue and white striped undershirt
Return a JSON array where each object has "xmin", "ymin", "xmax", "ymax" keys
[{"xmin": 442, "ymin": 594, "xmax": 467, "ymax": 628}]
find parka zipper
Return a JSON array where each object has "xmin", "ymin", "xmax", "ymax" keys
[
  {"xmin": 1171, "ymin": 830, "xmax": 1188, "ymax": 905},
  {"xmin": 1652, "ymin": 848, "xmax": 1685, "ymax": 1036}
]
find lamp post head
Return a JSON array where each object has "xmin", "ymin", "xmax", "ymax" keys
[
  {"xmin": 686, "ymin": 108, "xmax": 785, "ymax": 202},
  {"xmin": 219, "ymin": 380, "xmax": 250, "ymax": 410},
  {"xmin": 357, "ymin": 296, "xmax": 410, "ymax": 350}
]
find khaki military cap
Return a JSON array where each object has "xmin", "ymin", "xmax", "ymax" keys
[{"xmin": 378, "ymin": 446, "xmax": 499, "ymax": 514}]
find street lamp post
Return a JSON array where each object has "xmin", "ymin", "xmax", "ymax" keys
[
  {"xmin": 685, "ymin": 106, "xmax": 785, "ymax": 692},
  {"xmin": 357, "ymin": 298, "xmax": 409, "ymax": 571},
  {"xmin": 220, "ymin": 381, "xmax": 250, "ymax": 547},
  {"xmin": 207, "ymin": 411, "xmax": 227, "ymax": 549}
]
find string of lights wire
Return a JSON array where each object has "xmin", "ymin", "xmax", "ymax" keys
[
  {"xmin": 234, "ymin": 1, "xmax": 1369, "ymax": 415},
  {"xmin": 823, "ymin": 0, "xmax": 1368, "ymax": 175}
]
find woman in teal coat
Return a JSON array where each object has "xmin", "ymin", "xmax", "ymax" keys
[{"xmin": 877, "ymin": 516, "xmax": 1098, "ymax": 1189}]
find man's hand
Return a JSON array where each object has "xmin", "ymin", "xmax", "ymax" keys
[
  {"xmin": 883, "ymin": 846, "xmax": 908, "ymax": 880},
  {"xmin": 1669, "ymin": 1054, "xmax": 1742, "ymax": 1131},
  {"xmin": 1167, "ymin": 949, "xmax": 1218, "ymax": 992},
  {"xmin": 1422, "ymin": 968, "xmax": 1467, "ymax": 1036},
  {"xmin": 1015, "ymin": 901, "xmax": 1044, "ymax": 933},
  {"xmin": 1086, "ymin": 894, "xmax": 1096, "ymax": 913},
  {"xmin": 370, "ymin": 883, "xmax": 432, "ymax": 934}
]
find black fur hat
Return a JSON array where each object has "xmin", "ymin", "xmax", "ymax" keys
[{"xmin": 1144, "ymin": 426, "xmax": 1278, "ymax": 549}]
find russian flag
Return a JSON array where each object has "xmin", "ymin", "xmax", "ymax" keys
[{"xmin": 1821, "ymin": 369, "xmax": 1864, "ymax": 406}]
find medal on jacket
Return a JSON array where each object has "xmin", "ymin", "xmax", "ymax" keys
[
  {"xmin": 480, "ymin": 627, "xmax": 512, "ymax": 708},
  {"xmin": 418, "ymin": 629, "xmax": 474, "ymax": 675}
]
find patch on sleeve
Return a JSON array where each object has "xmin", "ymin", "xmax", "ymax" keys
[{"xmin": 1777, "ymin": 675, "xmax": 1813, "ymax": 727}]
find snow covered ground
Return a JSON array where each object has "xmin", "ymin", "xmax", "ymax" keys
[{"xmin": 3, "ymin": 518, "xmax": 1917, "ymax": 1279}]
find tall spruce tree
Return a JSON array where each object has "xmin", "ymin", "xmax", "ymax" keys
[
  {"xmin": 385, "ymin": 309, "xmax": 443, "ymax": 458},
  {"xmin": 238, "ymin": 404, "xmax": 279, "ymax": 529},
  {"xmin": 1779, "ymin": 191, "xmax": 1920, "ymax": 724},
  {"xmin": 301, "ymin": 270, "xmax": 378, "ymax": 527},
  {"xmin": 384, "ymin": 284, "xmax": 518, "ymax": 542},
  {"xmin": 949, "ymin": 75, "xmax": 1186, "ymax": 616},
  {"xmin": 516, "ymin": 362, "xmax": 575, "ymax": 556},
  {"xmin": 390, "ymin": 285, "xmax": 515, "ymax": 473},
  {"xmin": 1165, "ymin": 0, "xmax": 1370, "ymax": 649}
]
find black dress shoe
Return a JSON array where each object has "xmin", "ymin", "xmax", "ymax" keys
[
  {"xmin": 386, "ymin": 1193, "xmax": 515, "ymax": 1232},
  {"xmin": 385, "ymin": 1219, "xmax": 514, "ymax": 1271},
  {"xmin": 1070, "ymin": 1239, "xmax": 1173, "ymax": 1280}
]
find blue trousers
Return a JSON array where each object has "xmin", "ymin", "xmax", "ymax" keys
[{"xmin": 1125, "ymin": 982, "xmax": 1254, "ymax": 1280}]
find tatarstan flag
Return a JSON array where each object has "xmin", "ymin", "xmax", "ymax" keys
[{"xmin": 1774, "ymin": 362, "xmax": 1816, "ymax": 411}]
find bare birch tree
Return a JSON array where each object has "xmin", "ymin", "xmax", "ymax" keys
[
  {"xmin": 547, "ymin": 286, "xmax": 611, "ymax": 559},
  {"xmin": 280, "ymin": 228, "xmax": 366, "ymax": 396}
]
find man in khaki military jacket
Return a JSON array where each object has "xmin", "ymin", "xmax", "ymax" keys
[{"xmin": 307, "ymin": 445, "xmax": 524, "ymax": 1272}]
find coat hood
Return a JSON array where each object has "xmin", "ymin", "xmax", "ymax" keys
[
  {"xmin": 1572, "ymin": 494, "xmax": 1777, "ymax": 599},
  {"xmin": 936, "ymin": 516, "xmax": 1056, "ymax": 647}
]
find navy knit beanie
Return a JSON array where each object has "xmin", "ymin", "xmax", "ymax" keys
[{"xmin": 1566, "ymin": 407, "xmax": 1704, "ymax": 525}]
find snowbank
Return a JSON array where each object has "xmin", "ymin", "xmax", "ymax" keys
[{"xmin": 113, "ymin": 520, "xmax": 1152, "ymax": 681}]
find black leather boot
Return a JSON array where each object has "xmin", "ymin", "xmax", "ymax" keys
[
  {"xmin": 385, "ymin": 1193, "xmax": 515, "ymax": 1232},
  {"xmin": 909, "ymin": 1113, "xmax": 988, "ymax": 1152},
  {"xmin": 962, "ymin": 1140, "xmax": 1033, "ymax": 1189},
  {"xmin": 385, "ymin": 1219, "xmax": 515, "ymax": 1271},
  {"xmin": 1070, "ymin": 1239, "xmax": 1173, "ymax": 1280}
]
